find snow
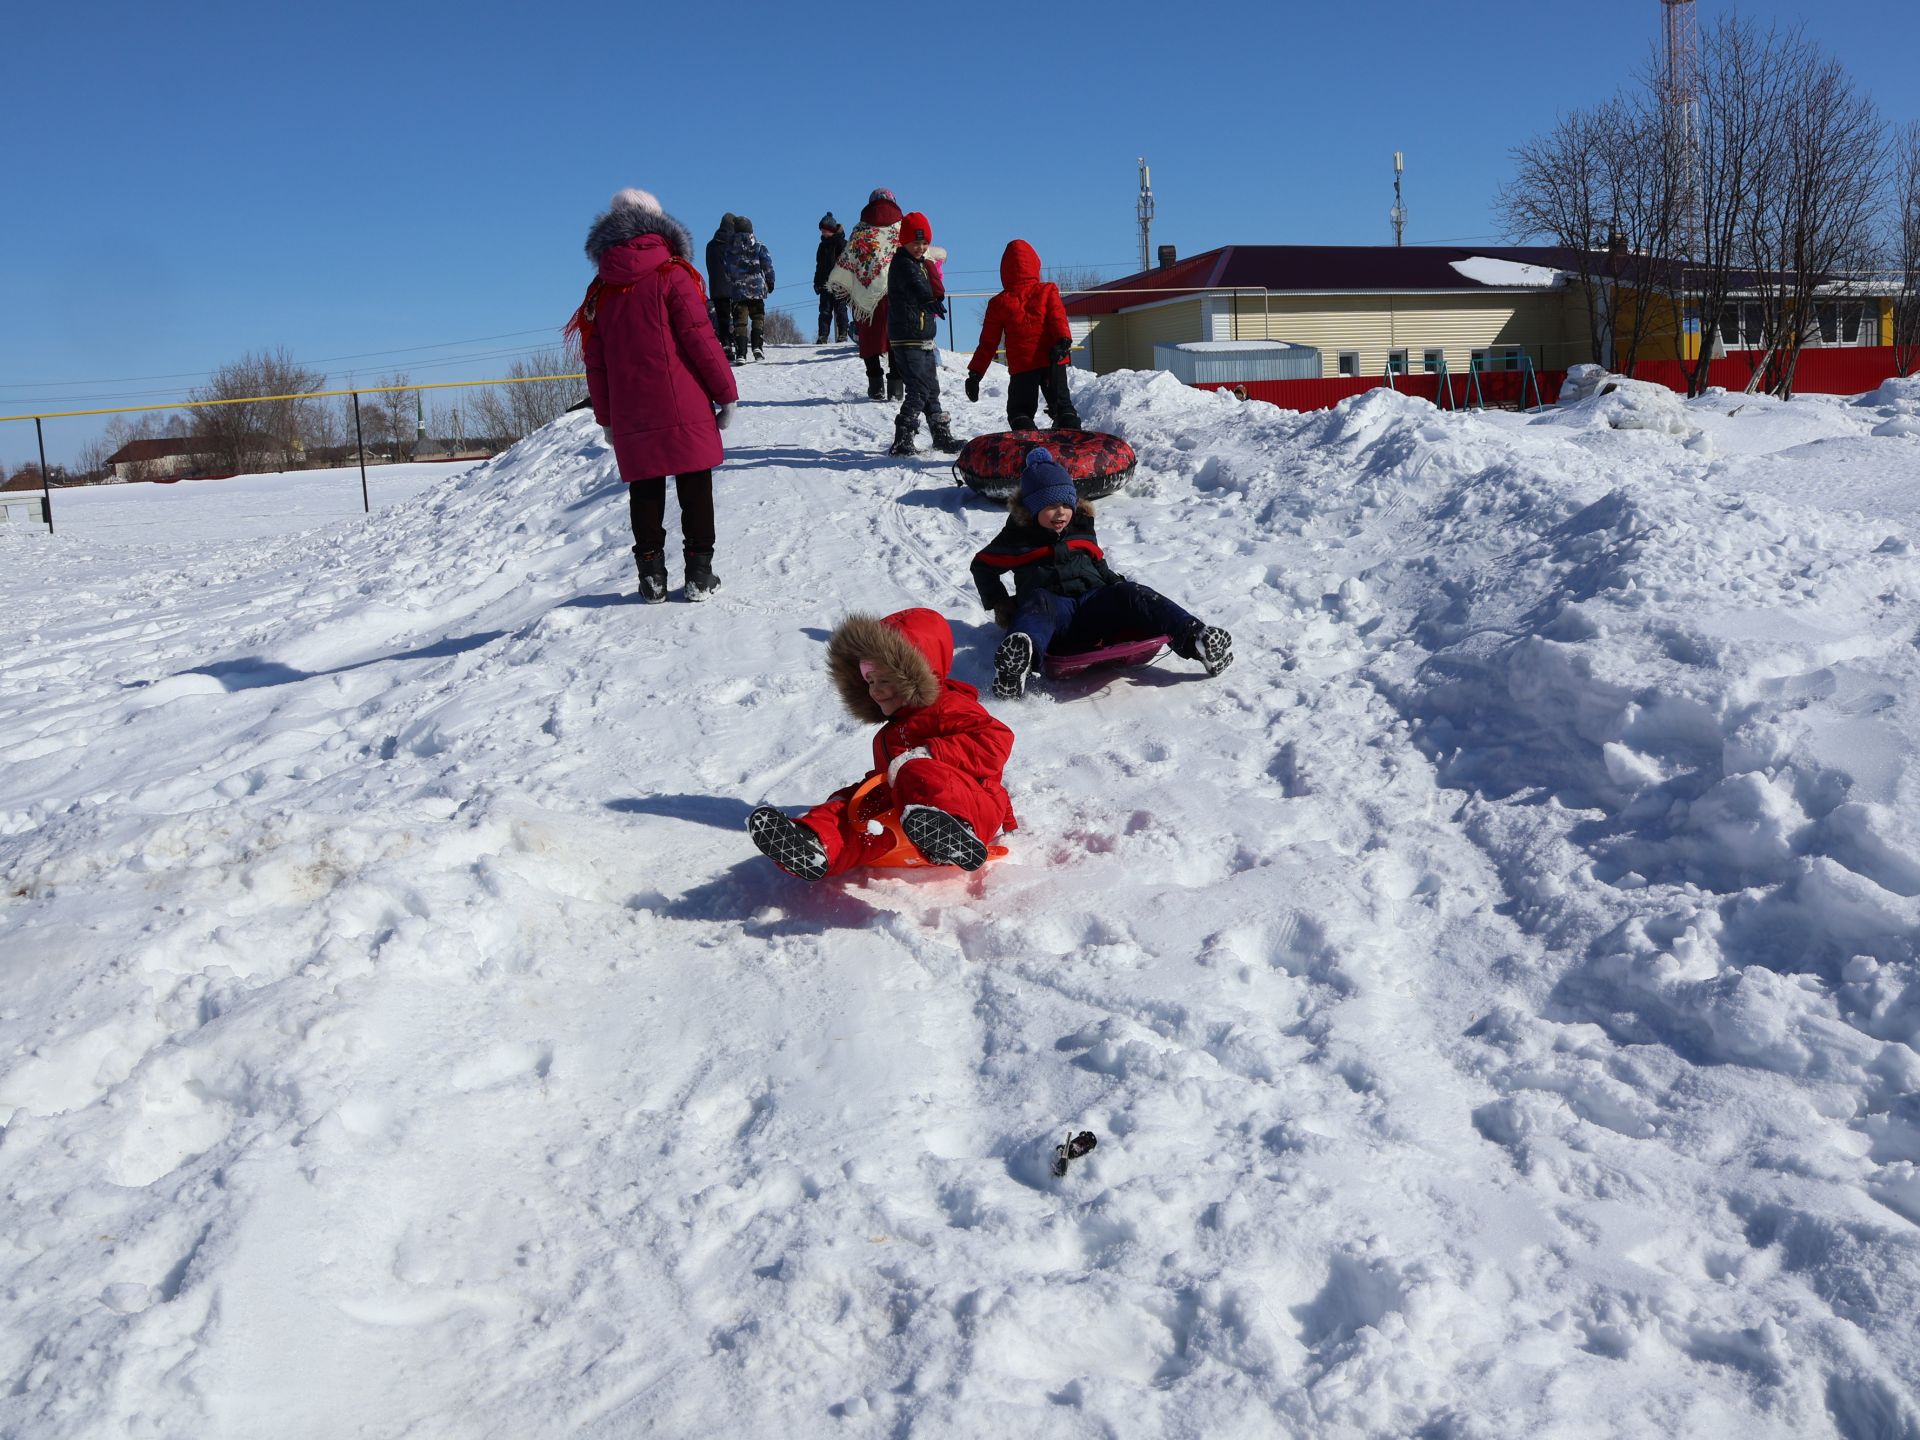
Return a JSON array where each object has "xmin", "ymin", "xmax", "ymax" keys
[
  {"xmin": 1448, "ymin": 255, "xmax": 1567, "ymax": 288},
  {"xmin": 4, "ymin": 350, "xmax": 1920, "ymax": 1437},
  {"xmin": 1160, "ymin": 341, "xmax": 1313, "ymax": 353}
]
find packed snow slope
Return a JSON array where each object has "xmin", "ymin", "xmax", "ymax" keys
[{"xmin": 3, "ymin": 351, "xmax": 1920, "ymax": 1438}]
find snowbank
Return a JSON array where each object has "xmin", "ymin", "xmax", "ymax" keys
[{"xmin": 3, "ymin": 352, "xmax": 1918, "ymax": 1437}]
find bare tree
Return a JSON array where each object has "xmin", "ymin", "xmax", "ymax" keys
[
  {"xmin": 1739, "ymin": 44, "xmax": 1885, "ymax": 396},
  {"xmin": 1046, "ymin": 265, "xmax": 1110, "ymax": 299},
  {"xmin": 468, "ymin": 348, "xmax": 577, "ymax": 442},
  {"xmin": 373, "ymin": 372, "xmax": 419, "ymax": 462},
  {"xmin": 1894, "ymin": 121, "xmax": 1920, "ymax": 378},
  {"xmin": 1498, "ymin": 100, "xmax": 1681, "ymax": 371},
  {"xmin": 189, "ymin": 347, "xmax": 327, "ymax": 473},
  {"xmin": 98, "ymin": 410, "xmax": 191, "ymax": 481},
  {"xmin": 762, "ymin": 309, "xmax": 805, "ymax": 347}
]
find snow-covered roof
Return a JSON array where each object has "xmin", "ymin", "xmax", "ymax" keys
[{"xmin": 1449, "ymin": 255, "xmax": 1567, "ymax": 288}]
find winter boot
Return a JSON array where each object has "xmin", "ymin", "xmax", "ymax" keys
[
  {"xmin": 887, "ymin": 417, "xmax": 918, "ymax": 457},
  {"xmin": 748, "ymin": 807, "xmax": 829, "ymax": 882},
  {"xmin": 993, "ymin": 631, "xmax": 1034, "ymax": 699},
  {"xmin": 901, "ymin": 805, "xmax": 989, "ymax": 872},
  {"xmin": 887, "ymin": 369, "xmax": 905, "ymax": 402},
  {"xmin": 1190, "ymin": 624, "xmax": 1233, "ymax": 677},
  {"xmin": 684, "ymin": 549, "xmax": 721, "ymax": 602},
  {"xmin": 634, "ymin": 547, "xmax": 668, "ymax": 604},
  {"xmin": 865, "ymin": 358, "xmax": 885, "ymax": 401},
  {"xmin": 753, "ymin": 347, "xmax": 765, "ymax": 362},
  {"xmin": 927, "ymin": 413, "xmax": 963, "ymax": 454},
  {"xmin": 1051, "ymin": 405, "xmax": 1083, "ymax": 431}
]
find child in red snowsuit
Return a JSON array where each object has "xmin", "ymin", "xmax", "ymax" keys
[
  {"xmin": 748, "ymin": 608, "xmax": 1017, "ymax": 881},
  {"xmin": 964, "ymin": 239, "xmax": 1081, "ymax": 432}
]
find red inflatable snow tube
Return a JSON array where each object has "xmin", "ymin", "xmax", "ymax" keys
[{"xmin": 953, "ymin": 429, "xmax": 1137, "ymax": 504}]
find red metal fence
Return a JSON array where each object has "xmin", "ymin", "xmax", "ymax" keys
[{"xmin": 1192, "ymin": 346, "xmax": 1908, "ymax": 414}]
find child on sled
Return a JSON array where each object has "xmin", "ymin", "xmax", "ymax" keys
[
  {"xmin": 748, "ymin": 608, "xmax": 1017, "ymax": 881},
  {"xmin": 970, "ymin": 448, "xmax": 1233, "ymax": 699}
]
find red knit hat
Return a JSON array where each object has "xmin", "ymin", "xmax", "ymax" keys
[{"xmin": 901, "ymin": 211, "xmax": 932, "ymax": 244}]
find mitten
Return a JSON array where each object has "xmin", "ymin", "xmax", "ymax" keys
[
  {"xmin": 1050, "ymin": 339, "xmax": 1071, "ymax": 364},
  {"xmin": 716, "ymin": 402, "xmax": 736, "ymax": 430},
  {"xmin": 813, "ymin": 282, "xmax": 824, "ymax": 294},
  {"xmin": 964, "ymin": 374, "xmax": 981, "ymax": 404}
]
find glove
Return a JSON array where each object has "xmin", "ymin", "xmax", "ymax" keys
[
  {"xmin": 716, "ymin": 402, "xmax": 736, "ymax": 430},
  {"xmin": 1050, "ymin": 339, "xmax": 1071, "ymax": 364},
  {"xmin": 813, "ymin": 282, "xmax": 824, "ymax": 294},
  {"xmin": 964, "ymin": 374, "xmax": 981, "ymax": 403}
]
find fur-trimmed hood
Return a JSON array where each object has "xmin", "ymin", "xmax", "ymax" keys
[
  {"xmin": 827, "ymin": 609, "xmax": 951, "ymax": 723},
  {"xmin": 585, "ymin": 203, "xmax": 694, "ymax": 266}
]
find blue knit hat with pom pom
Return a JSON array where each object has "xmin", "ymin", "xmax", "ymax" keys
[{"xmin": 1018, "ymin": 447, "xmax": 1076, "ymax": 513}]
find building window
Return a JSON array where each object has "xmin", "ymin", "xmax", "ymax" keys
[
  {"xmin": 1423, "ymin": 349, "xmax": 1445, "ymax": 373},
  {"xmin": 1338, "ymin": 351, "xmax": 1360, "ymax": 377},
  {"xmin": 1473, "ymin": 347, "xmax": 1525, "ymax": 373},
  {"xmin": 1387, "ymin": 350, "xmax": 1408, "ymax": 376}
]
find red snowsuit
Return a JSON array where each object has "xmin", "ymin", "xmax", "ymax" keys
[
  {"xmin": 800, "ymin": 608, "xmax": 1017, "ymax": 876},
  {"xmin": 968, "ymin": 240, "xmax": 1072, "ymax": 377}
]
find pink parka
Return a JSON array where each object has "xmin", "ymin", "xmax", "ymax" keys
[{"xmin": 580, "ymin": 206, "xmax": 738, "ymax": 483}]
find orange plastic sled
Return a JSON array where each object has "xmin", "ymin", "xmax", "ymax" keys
[{"xmin": 845, "ymin": 774, "xmax": 1009, "ymax": 869}]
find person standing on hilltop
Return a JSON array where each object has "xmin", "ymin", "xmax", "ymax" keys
[
  {"xmin": 704, "ymin": 213, "xmax": 736, "ymax": 354},
  {"xmin": 568, "ymin": 188, "xmax": 736, "ymax": 603},
  {"xmin": 886, "ymin": 211, "xmax": 959, "ymax": 457},
  {"xmin": 828, "ymin": 187, "xmax": 905, "ymax": 402},
  {"xmin": 723, "ymin": 217, "xmax": 776, "ymax": 363},
  {"xmin": 813, "ymin": 214, "xmax": 851, "ymax": 344}
]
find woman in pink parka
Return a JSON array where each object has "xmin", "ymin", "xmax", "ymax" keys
[{"xmin": 569, "ymin": 188, "xmax": 739, "ymax": 603}]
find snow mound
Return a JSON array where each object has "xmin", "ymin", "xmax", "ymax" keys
[{"xmin": 1543, "ymin": 373, "xmax": 1711, "ymax": 452}]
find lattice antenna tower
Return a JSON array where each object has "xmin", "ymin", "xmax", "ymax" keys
[
  {"xmin": 1662, "ymin": 0, "xmax": 1702, "ymax": 256},
  {"xmin": 1137, "ymin": 157, "xmax": 1155, "ymax": 273},
  {"xmin": 1391, "ymin": 152, "xmax": 1406, "ymax": 247}
]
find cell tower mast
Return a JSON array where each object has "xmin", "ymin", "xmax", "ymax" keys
[
  {"xmin": 1136, "ymin": 157, "xmax": 1155, "ymax": 273},
  {"xmin": 1662, "ymin": 0, "xmax": 1702, "ymax": 256},
  {"xmin": 1391, "ymin": 152, "xmax": 1406, "ymax": 246}
]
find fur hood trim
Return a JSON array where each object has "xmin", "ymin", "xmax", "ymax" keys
[
  {"xmin": 585, "ymin": 203, "xmax": 694, "ymax": 265},
  {"xmin": 827, "ymin": 610, "xmax": 948, "ymax": 723},
  {"xmin": 1008, "ymin": 496, "xmax": 1097, "ymax": 525}
]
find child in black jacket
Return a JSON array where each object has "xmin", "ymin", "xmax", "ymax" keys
[
  {"xmin": 970, "ymin": 448, "xmax": 1233, "ymax": 698},
  {"xmin": 886, "ymin": 211, "xmax": 961, "ymax": 457}
]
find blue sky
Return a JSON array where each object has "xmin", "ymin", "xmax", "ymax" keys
[{"xmin": 5, "ymin": 0, "xmax": 1917, "ymax": 467}]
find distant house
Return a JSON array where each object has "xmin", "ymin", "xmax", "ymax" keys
[
  {"xmin": 413, "ymin": 435, "xmax": 512, "ymax": 462},
  {"xmin": 1065, "ymin": 244, "xmax": 1899, "ymax": 382},
  {"xmin": 105, "ymin": 437, "xmax": 221, "ymax": 481}
]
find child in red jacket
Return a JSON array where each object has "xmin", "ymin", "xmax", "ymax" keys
[
  {"xmin": 748, "ymin": 608, "xmax": 1017, "ymax": 881},
  {"xmin": 964, "ymin": 239, "xmax": 1082, "ymax": 432}
]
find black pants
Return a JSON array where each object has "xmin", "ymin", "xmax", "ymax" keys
[
  {"xmin": 710, "ymin": 294, "xmax": 731, "ymax": 350},
  {"xmin": 730, "ymin": 299, "xmax": 765, "ymax": 354},
  {"xmin": 892, "ymin": 345, "xmax": 945, "ymax": 426},
  {"xmin": 863, "ymin": 353, "xmax": 896, "ymax": 389},
  {"xmin": 629, "ymin": 471, "xmax": 716, "ymax": 554},
  {"xmin": 817, "ymin": 291, "xmax": 851, "ymax": 341},
  {"xmin": 1007, "ymin": 364, "xmax": 1081, "ymax": 431}
]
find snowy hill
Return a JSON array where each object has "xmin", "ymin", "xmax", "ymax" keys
[{"xmin": 3, "ymin": 351, "xmax": 1919, "ymax": 1438}]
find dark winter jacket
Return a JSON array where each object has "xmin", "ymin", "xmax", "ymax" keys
[
  {"xmin": 813, "ymin": 220, "xmax": 846, "ymax": 292},
  {"xmin": 705, "ymin": 215, "xmax": 736, "ymax": 299},
  {"xmin": 970, "ymin": 499, "xmax": 1119, "ymax": 612},
  {"xmin": 578, "ymin": 203, "xmax": 737, "ymax": 482},
  {"xmin": 825, "ymin": 608, "xmax": 1017, "ymax": 835},
  {"xmin": 969, "ymin": 240, "xmax": 1073, "ymax": 376},
  {"xmin": 887, "ymin": 247, "xmax": 946, "ymax": 347},
  {"xmin": 724, "ymin": 228, "xmax": 775, "ymax": 301}
]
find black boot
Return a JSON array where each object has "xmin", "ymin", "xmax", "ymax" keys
[
  {"xmin": 887, "ymin": 369, "xmax": 905, "ymax": 402},
  {"xmin": 634, "ymin": 547, "xmax": 667, "ymax": 604},
  {"xmin": 865, "ymin": 357, "xmax": 885, "ymax": 402},
  {"xmin": 927, "ymin": 412, "xmax": 963, "ymax": 454},
  {"xmin": 684, "ymin": 549, "xmax": 721, "ymax": 602},
  {"xmin": 887, "ymin": 417, "xmax": 918, "ymax": 457}
]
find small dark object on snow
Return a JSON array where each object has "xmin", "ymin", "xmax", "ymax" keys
[{"xmin": 1051, "ymin": 1130, "xmax": 1098, "ymax": 1177}]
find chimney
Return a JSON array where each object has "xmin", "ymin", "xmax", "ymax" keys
[
  {"xmin": 1157, "ymin": 244, "xmax": 1177, "ymax": 268},
  {"xmin": 1607, "ymin": 230, "xmax": 1628, "ymax": 259}
]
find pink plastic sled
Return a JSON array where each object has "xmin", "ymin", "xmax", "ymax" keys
[{"xmin": 1041, "ymin": 633, "xmax": 1170, "ymax": 681}]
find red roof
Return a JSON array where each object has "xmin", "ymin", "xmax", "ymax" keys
[
  {"xmin": 1065, "ymin": 244, "xmax": 1592, "ymax": 316},
  {"xmin": 106, "ymin": 436, "xmax": 217, "ymax": 465}
]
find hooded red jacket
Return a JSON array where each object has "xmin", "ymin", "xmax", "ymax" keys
[{"xmin": 968, "ymin": 240, "xmax": 1072, "ymax": 377}]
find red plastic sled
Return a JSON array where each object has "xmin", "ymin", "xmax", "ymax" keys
[
  {"xmin": 953, "ymin": 429, "xmax": 1137, "ymax": 504},
  {"xmin": 1042, "ymin": 633, "xmax": 1169, "ymax": 680},
  {"xmin": 844, "ymin": 774, "xmax": 1009, "ymax": 869}
]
